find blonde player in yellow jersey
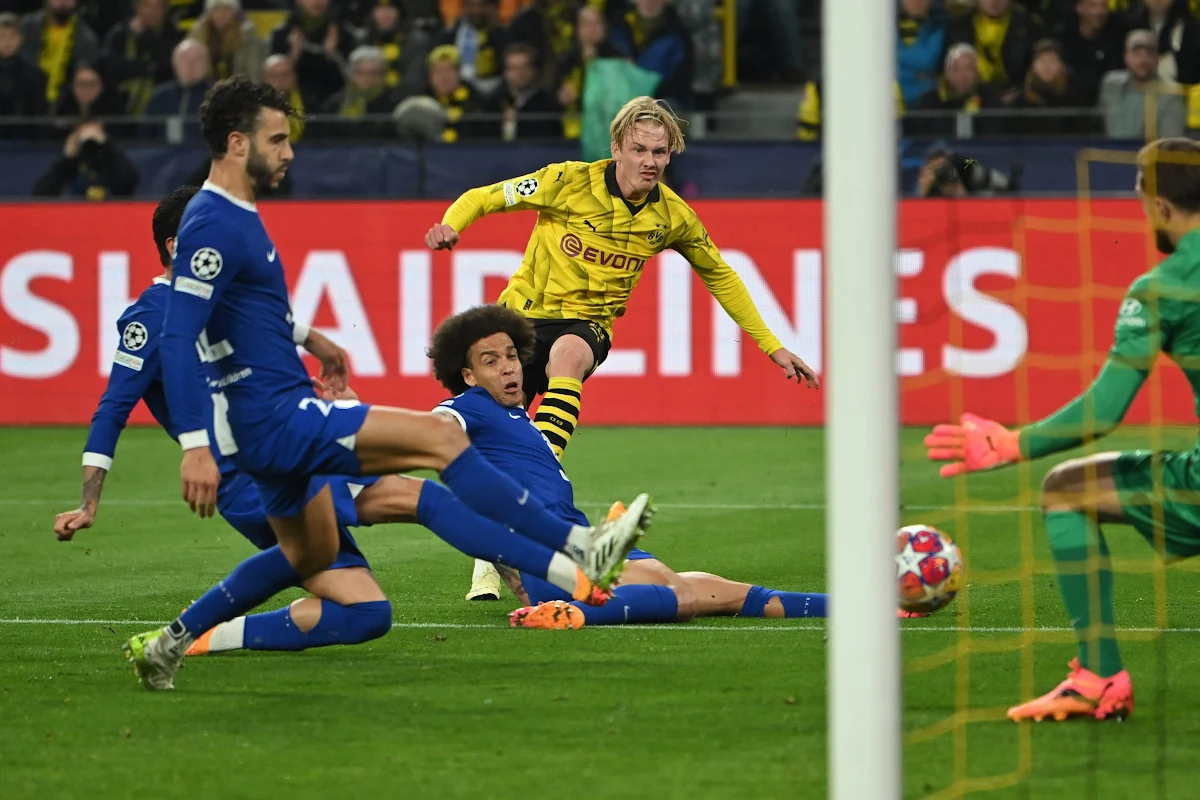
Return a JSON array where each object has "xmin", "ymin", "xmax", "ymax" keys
[{"xmin": 423, "ymin": 96, "xmax": 819, "ymax": 600}]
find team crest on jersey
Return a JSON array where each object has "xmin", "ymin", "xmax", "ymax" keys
[
  {"xmin": 122, "ymin": 321, "xmax": 148, "ymax": 351},
  {"xmin": 646, "ymin": 228, "xmax": 666, "ymax": 246},
  {"xmin": 516, "ymin": 177, "xmax": 539, "ymax": 197},
  {"xmin": 191, "ymin": 247, "xmax": 223, "ymax": 280}
]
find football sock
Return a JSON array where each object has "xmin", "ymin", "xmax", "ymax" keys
[
  {"xmin": 1045, "ymin": 511, "xmax": 1122, "ymax": 677},
  {"xmin": 416, "ymin": 480, "xmax": 559, "ymax": 582},
  {"xmin": 535, "ymin": 377, "xmax": 583, "ymax": 458},
  {"xmin": 739, "ymin": 585, "xmax": 829, "ymax": 618},
  {"xmin": 176, "ymin": 546, "xmax": 302, "ymax": 640},
  {"xmin": 573, "ymin": 584, "xmax": 679, "ymax": 625},
  {"xmin": 440, "ymin": 446, "xmax": 583, "ymax": 554},
  {"xmin": 230, "ymin": 600, "xmax": 392, "ymax": 651}
]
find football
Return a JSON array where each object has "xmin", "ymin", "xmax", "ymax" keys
[{"xmin": 895, "ymin": 525, "xmax": 964, "ymax": 614}]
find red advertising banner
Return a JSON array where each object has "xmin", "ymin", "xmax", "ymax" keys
[{"xmin": 0, "ymin": 198, "xmax": 1189, "ymax": 426}]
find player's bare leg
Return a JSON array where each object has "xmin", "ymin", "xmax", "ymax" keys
[
  {"xmin": 536, "ymin": 333, "xmax": 593, "ymax": 458},
  {"xmin": 1008, "ymin": 452, "xmax": 1135, "ymax": 722},
  {"xmin": 266, "ymin": 483, "xmax": 342, "ymax": 577},
  {"xmin": 350, "ymin": 473, "xmax": 609, "ymax": 603},
  {"xmin": 353, "ymin": 407, "xmax": 652, "ymax": 588}
]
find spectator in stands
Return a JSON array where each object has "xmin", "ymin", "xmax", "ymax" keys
[
  {"xmin": 908, "ymin": 42, "xmax": 1002, "ymax": 136},
  {"xmin": 1124, "ymin": 0, "xmax": 1200, "ymax": 85},
  {"xmin": 482, "ymin": 41, "xmax": 560, "ymax": 140},
  {"xmin": 314, "ymin": 44, "xmax": 395, "ymax": 137},
  {"xmin": 32, "ymin": 117, "xmax": 138, "ymax": 198},
  {"xmin": 168, "ymin": 0, "xmax": 205, "ymax": 31},
  {"xmin": 359, "ymin": 0, "xmax": 431, "ymax": 98},
  {"xmin": 674, "ymin": 0, "xmax": 720, "ymax": 109},
  {"xmin": 440, "ymin": 0, "xmax": 505, "ymax": 94},
  {"xmin": 190, "ymin": 0, "xmax": 265, "ymax": 81},
  {"xmin": 423, "ymin": 43, "xmax": 484, "ymax": 141},
  {"xmin": 20, "ymin": 0, "xmax": 101, "ymax": 108},
  {"xmin": 507, "ymin": 0, "xmax": 579, "ymax": 83},
  {"xmin": 607, "ymin": 0, "xmax": 693, "ymax": 106},
  {"xmin": 555, "ymin": 5, "xmax": 622, "ymax": 139},
  {"xmin": 945, "ymin": 0, "xmax": 1043, "ymax": 96},
  {"xmin": 143, "ymin": 36, "xmax": 210, "ymax": 142},
  {"xmin": 898, "ymin": 0, "xmax": 947, "ymax": 108},
  {"xmin": 53, "ymin": 61, "xmax": 122, "ymax": 118},
  {"xmin": 1055, "ymin": 0, "xmax": 1127, "ymax": 106},
  {"xmin": 1010, "ymin": 38, "xmax": 1090, "ymax": 132},
  {"xmin": 1100, "ymin": 28, "xmax": 1184, "ymax": 138},
  {"xmin": 262, "ymin": 52, "xmax": 308, "ymax": 139},
  {"xmin": 102, "ymin": 0, "xmax": 182, "ymax": 115},
  {"xmin": 0, "ymin": 11, "xmax": 47, "ymax": 125},
  {"xmin": 269, "ymin": 0, "xmax": 361, "ymax": 107}
]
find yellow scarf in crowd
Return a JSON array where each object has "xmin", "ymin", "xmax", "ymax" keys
[
  {"xmin": 974, "ymin": 12, "xmax": 1010, "ymax": 86},
  {"xmin": 39, "ymin": 15, "xmax": 76, "ymax": 104}
]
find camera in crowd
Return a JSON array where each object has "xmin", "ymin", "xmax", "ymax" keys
[{"xmin": 919, "ymin": 143, "xmax": 1023, "ymax": 198}]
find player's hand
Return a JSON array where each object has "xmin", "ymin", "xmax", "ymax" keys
[
  {"xmin": 181, "ymin": 448, "xmax": 220, "ymax": 518},
  {"xmin": 53, "ymin": 507, "xmax": 95, "ymax": 541},
  {"xmin": 304, "ymin": 329, "xmax": 350, "ymax": 394},
  {"xmin": 769, "ymin": 348, "xmax": 819, "ymax": 388},
  {"xmin": 311, "ymin": 376, "xmax": 359, "ymax": 402},
  {"xmin": 924, "ymin": 413, "xmax": 1021, "ymax": 478},
  {"xmin": 424, "ymin": 223, "xmax": 459, "ymax": 251}
]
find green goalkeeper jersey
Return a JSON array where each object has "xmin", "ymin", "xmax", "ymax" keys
[{"xmin": 1021, "ymin": 227, "xmax": 1200, "ymax": 459}]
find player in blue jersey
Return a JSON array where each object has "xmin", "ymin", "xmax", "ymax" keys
[
  {"xmin": 421, "ymin": 304, "xmax": 831, "ymax": 629},
  {"xmin": 125, "ymin": 77, "xmax": 652, "ymax": 689},
  {"xmin": 56, "ymin": 187, "xmax": 611, "ymax": 660}
]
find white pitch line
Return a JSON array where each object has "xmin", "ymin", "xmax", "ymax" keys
[
  {"xmin": 2, "ymin": 619, "xmax": 1200, "ymax": 634},
  {"xmin": 0, "ymin": 498, "xmax": 1040, "ymax": 513}
]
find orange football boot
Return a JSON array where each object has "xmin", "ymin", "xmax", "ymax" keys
[
  {"xmin": 897, "ymin": 609, "xmax": 929, "ymax": 619},
  {"xmin": 1007, "ymin": 659, "xmax": 1134, "ymax": 722},
  {"xmin": 607, "ymin": 501, "xmax": 626, "ymax": 522},
  {"xmin": 185, "ymin": 628, "xmax": 214, "ymax": 657},
  {"xmin": 571, "ymin": 567, "xmax": 612, "ymax": 606},
  {"xmin": 510, "ymin": 600, "xmax": 586, "ymax": 630}
]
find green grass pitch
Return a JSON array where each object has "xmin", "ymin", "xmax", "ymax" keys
[{"xmin": 4, "ymin": 425, "xmax": 1200, "ymax": 799}]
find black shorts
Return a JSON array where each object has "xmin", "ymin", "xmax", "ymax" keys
[{"xmin": 522, "ymin": 319, "xmax": 612, "ymax": 399}]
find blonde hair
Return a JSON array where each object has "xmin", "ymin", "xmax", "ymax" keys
[{"xmin": 609, "ymin": 97, "xmax": 687, "ymax": 154}]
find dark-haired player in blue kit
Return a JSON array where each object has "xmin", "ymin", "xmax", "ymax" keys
[
  {"xmin": 121, "ymin": 77, "xmax": 654, "ymax": 690},
  {"xmin": 421, "ymin": 305, "xmax": 832, "ymax": 629},
  {"xmin": 55, "ymin": 187, "xmax": 613, "ymax": 661}
]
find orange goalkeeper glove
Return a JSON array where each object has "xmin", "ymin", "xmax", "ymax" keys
[{"xmin": 924, "ymin": 413, "xmax": 1021, "ymax": 478}]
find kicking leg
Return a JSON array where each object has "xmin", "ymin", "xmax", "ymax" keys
[
  {"xmin": 355, "ymin": 475, "xmax": 608, "ymax": 604},
  {"xmin": 675, "ymin": 571, "xmax": 828, "ymax": 619},
  {"xmin": 1008, "ymin": 452, "xmax": 1134, "ymax": 722},
  {"xmin": 511, "ymin": 558, "xmax": 697, "ymax": 629},
  {"xmin": 353, "ymin": 408, "xmax": 651, "ymax": 587},
  {"xmin": 533, "ymin": 334, "xmax": 592, "ymax": 459},
  {"xmin": 189, "ymin": 567, "xmax": 392, "ymax": 654}
]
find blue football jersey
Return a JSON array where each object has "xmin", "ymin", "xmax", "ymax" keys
[
  {"xmin": 82, "ymin": 277, "xmax": 236, "ymax": 475},
  {"xmin": 161, "ymin": 183, "xmax": 311, "ymax": 448},
  {"xmin": 436, "ymin": 387, "xmax": 577, "ymax": 514}
]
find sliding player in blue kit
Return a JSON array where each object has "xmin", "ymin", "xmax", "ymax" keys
[
  {"xmin": 123, "ymin": 77, "xmax": 654, "ymax": 690},
  {"xmin": 55, "ymin": 186, "xmax": 615, "ymax": 663}
]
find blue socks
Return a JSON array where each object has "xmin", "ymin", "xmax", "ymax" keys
[
  {"xmin": 572, "ymin": 584, "xmax": 679, "ymax": 625},
  {"xmin": 179, "ymin": 546, "xmax": 302, "ymax": 637},
  {"xmin": 242, "ymin": 600, "xmax": 392, "ymax": 651},
  {"xmin": 440, "ymin": 446, "xmax": 575, "ymax": 551},
  {"xmin": 417, "ymin": 481, "xmax": 555, "ymax": 578},
  {"xmin": 739, "ymin": 585, "xmax": 828, "ymax": 618}
]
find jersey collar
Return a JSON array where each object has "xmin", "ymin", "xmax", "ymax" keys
[
  {"xmin": 605, "ymin": 161, "xmax": 659, "ymax": 215},
  {"xmin": 152, "ymin": 276, "xmax": 170, "ymax": 285},
  {"xmin": 202, "ymin": 180, "xmax": 258, "ymax": 213}
]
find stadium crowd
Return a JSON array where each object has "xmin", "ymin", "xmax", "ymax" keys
[
  {"xmin": 0, "ymin": 0, "xmax": 779, "ymax": 143},
  {"xmin": 799, "ymin": 0, "xmax": 1200, "ymax": 140}
]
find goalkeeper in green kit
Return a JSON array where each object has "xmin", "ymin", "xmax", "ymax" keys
[{"xmin": 925, "ymin": 138, "xmax": 1200, "ymax": 723}]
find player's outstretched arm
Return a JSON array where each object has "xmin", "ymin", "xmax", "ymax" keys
[
  {"xmin": 426, "ymin": 163, "xmax": 570, "ymax": 250},
  {"xmin": 163, "ymin": 222, "xmax": 244, "ymax": 518},
  {"xmin": 56, "ymin": 314, "xmax": 164, "ymax": 539},
  {"xmin": 927, "ymin": 277, "xmax": 1159, "ymax": 477},
  {"xmin": 671, "ymin": 207, "xmax": 819, "ymax": 388}
]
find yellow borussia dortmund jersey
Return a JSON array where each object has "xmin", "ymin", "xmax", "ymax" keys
[{"xmin": 441, "ymin": 159, "xmax": 783, "ymax": 354}]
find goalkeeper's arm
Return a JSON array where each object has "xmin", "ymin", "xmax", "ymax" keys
[{"xmin": 1018, "ymin": 358, "xmax": 1147, "ymax": 460}]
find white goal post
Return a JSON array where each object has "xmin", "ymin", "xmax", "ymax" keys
[{"xmin": 822, "ymin": 0, "xmax": 901, "ymax": 797}]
